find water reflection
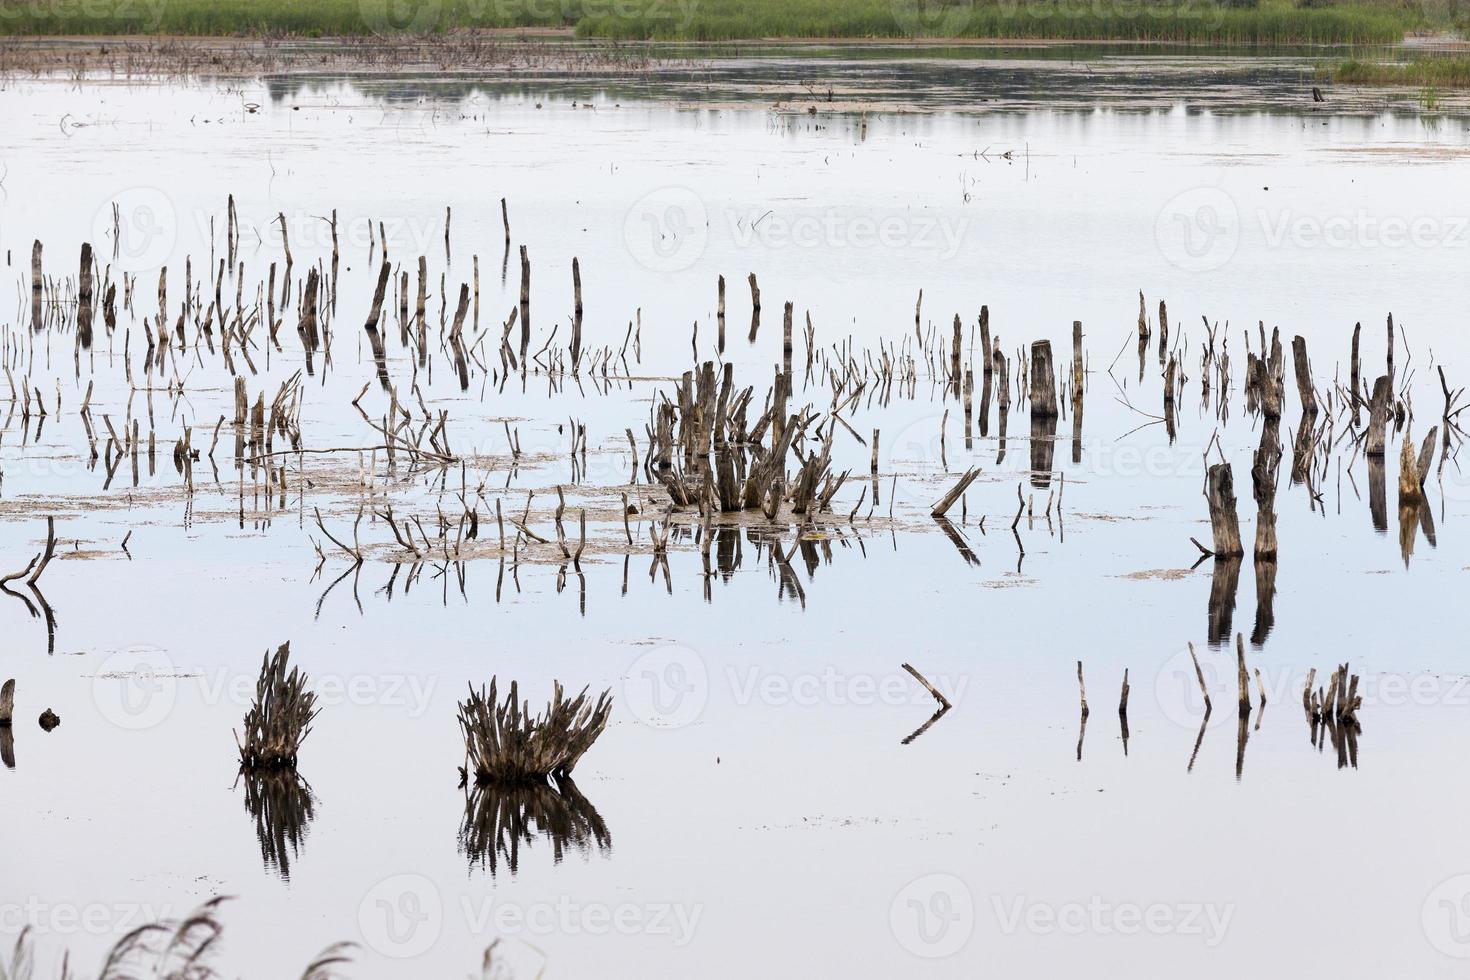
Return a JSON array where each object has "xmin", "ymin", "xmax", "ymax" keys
[
  {"xmin": 238, "ymin": 770, "xmax": 317, "ymax": 881},
  {"xmin": 459, "ymin": 775, "xmax": 611, "ymax": 877},
  {"xmin": 1206, "ymin": 557, "xmax": 1241, "ymax": 648},
  {"xmin": 1029, "ymin": 413, "xmax": 1057, "ymax": 489},
  {"xmin": 1251, "ymin": 559, "xmax": 1277, "ymax": 648},
  {"xmin": 1398, "ymin": 500, "xmax": 1437, "ymax": 566}
]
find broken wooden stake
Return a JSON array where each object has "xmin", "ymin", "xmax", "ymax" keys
[{"xmin": 901, "ymin": 663, "xmax": 951, "ymax": 711}]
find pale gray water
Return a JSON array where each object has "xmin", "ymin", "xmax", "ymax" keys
[{"xmin": 0, "ymin": 63, "xmax": 1468, "ymax": 979}]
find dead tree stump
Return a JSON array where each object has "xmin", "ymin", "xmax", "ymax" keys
[
  {"xmin": 1029, "ymin": 340, "xmax": 1057, "ymax": 418},
  {"xmin": 1207, "ymin": 462, "xmax": 1245, "ymax": 557},
  {"xmin": 1366, "ymin": 375, "xmax": 1392, "ymax": 456}
]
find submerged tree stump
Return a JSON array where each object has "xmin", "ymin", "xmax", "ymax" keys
[
  {"xmin": 1029, "ymin": 340, "xmax": 1057, "ymax": 418},
  {"xmin": 1291, "ymin": 335, "xmax": 1316, "ymax": 417},
  {"xmin": 0, "ymin": 679, "xmax": 13, "ymax": 726},
  {"xmin": 77, "ymin": 242, "xmax": 94, "ymax": 350},
  {"xmin": 1365, "ymin": 375, "xmax": 1392, "ymax": 456},
  {"xmin": 1206, "ymin": 462, "xmax": 1244, "ymax": 557},
  {"xmin": 30, "ymin": 241, "xmax": 42, "ymax": 332}
]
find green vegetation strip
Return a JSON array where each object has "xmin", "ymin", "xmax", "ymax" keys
[
  {"xmin": 1333, "ymin": 55, "xmax": 1470, "ymax": 86},
  {"xmin": 0, "ymin": 0, "xmax": 1436, "ymax": 42}
]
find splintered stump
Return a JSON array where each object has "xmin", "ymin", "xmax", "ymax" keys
[
  {"xmin": 1365, "ymin": 375, "xmax": 1392, "ymax": 456},
  {"xmin": 1291, "ymin": 335, "xmax": 1316, "ymax": 417},
  {"xmin": 1029, "ymin": 340, "xmax": 1057, "ymax": 418},
  {"xmin": 1399, "ymin": 426, "xmax": 1438, "ymax": 503},
  {"xmin": 0, "ymin": 679, "xmax": 13, "ymax": 726},
  {"xmin": 1206, "ymin": 463, "xmax": 1244, "ymax": 557}
]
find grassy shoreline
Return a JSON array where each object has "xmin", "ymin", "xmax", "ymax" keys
[
  {"xmin": 1332, "ymin": 53, "xmax": 1470, "ymax": 86},
  {"xmin": 0, "ymin": 0, "xmax": 1452, "ymax": 44}
]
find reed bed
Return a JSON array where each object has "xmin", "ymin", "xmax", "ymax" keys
[
  {"xmin": 0, "ymin": 0, "xmax": 1427, "ymax": 42},
  {"xmin": 582, "ymin": 0, "xmax": 1416, "ymax": 43},
  {"xmin": 457, "ymin": 678, "xmax": 611, "ymax": 785},
  {"xmin": 1332, "ymin": 53, "xmax": 1470, "ymax": 87},
  {"xmin": 235, "ymin": 642, "xmax": 319, "ymax": 771}
]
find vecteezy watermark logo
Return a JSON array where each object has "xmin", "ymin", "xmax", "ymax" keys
[
  {"xmin": 1423, "ymin": 874, "xmax": 1470, "ymax": 957},
  {"xmin": 92, "ymin": 646, "xmax": 179, "ymax": 731},
  {"xmin": 1155, "ymin": 186, "xmax": 1239, "ymax": 274},
  {"xmin": 891, "ymin": 0, "xmax": 974, "ymax": 38},
  {"xmin": 992, "ymin": 896, "xmax": 1234, "ymax": 945},
  {"xmin": 890, "ymin": 873, "xmax": 974, "ymax": 958},
  {"xmin": 623, "ymin": 187, "xmax": 708, "ymax": 274},
  {"xmin": 91, "ymin": 188, "xmax": 177, "ymax": 274},
  {"xmin": 358, "ymin": 0, "xmax": 443, "ymax": 35},
  {"xmin": 624, "ymin": 645, "xmax": 708, "ymax": 728},
  {"xmin": 358, "ymin": 873, "xmax": 443, "ymax": 959}
]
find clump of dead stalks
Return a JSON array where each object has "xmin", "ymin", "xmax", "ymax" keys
[
  {"xmin": 235, "ymin": 642, "xmax": 319, "ymax": 771},
  {"xmin": 0, "ymin": 897, "xmax": 351, "ymax": 980},
  {"xmin": 457, "ymin": 678, "xmax": 611, "ymax": 785}
]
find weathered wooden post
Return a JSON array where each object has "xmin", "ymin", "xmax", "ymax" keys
[
  {"xmin": 1365, "ymin": 375, "xmax": 1392, "ymax": 456},
  {"xmin": 782, "ymin": 302, "xmax": 793, "ymax": 378},
  {"xmin": 518, "ymin": 245, "xmax": 531, "ymax": 357},
  {"xmin": 77, "ymin": 243, "xmax": 95, "ymax": 350},
  {"xmin": 1029, "ymin": 340, "xmax": 1057, "ymax": 418},
  {"xmin": 30, "ymin": 241, "xmax": 43, "ymax": 332},
  {"xmin": 1207, "ymin": 462, "xmax": 1244, "ymax": 557},
  {"xmin": 716, "ymin": 274, "xmax": 726, "ymax": 353},
  {"xmin": 1291, "ymin": 335, "xmax": 1316, "ymax": 417},
  {"xmin": 1158, "ymin": 299, "xmax": 1169, "ymax": 364}
]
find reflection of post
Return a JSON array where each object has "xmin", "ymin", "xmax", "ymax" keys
[
  {"xmin": 1235, "ymin": 711, "xmax": 1250, "ymax": 781},
  {"xmin": 1368, "ymin": 456, "xmax": 1388, "ymax": 532},
  {"xmin": 1029, "ymin": 413, "xmax": 1057, "ymax": 489},
  {"xmin": 1398, "ymin": 502, "xmax": 1422, "ymax": 566},
  {"xmin": 1251, "ymin": 558, "xmax": 1277, "ymax": 648},
  {"xmin": 1207, "ymin": 556, "xmax": 1241, "ymax": 648}
]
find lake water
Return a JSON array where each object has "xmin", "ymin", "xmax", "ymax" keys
[{"xmin": 1, "ymin": 48, "xmax": 1469, "ymax": 980}]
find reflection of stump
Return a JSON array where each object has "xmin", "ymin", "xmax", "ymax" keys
[
  {"xmin": 459, "ymin": 775, "xmax": 611, "ymax": 877},
  {"xmin": 1207, "ymin": 556, "xmax": 1242, "ymax": 648},
  {"xmin": 1029, "ymin": 413, "xmax": 1057, "ymax": 490},
  {"xmin": 1367, "ymin": 456, "xmax": 1388, "ymax": 531},
  {"xmin": 1206, "ymin": 463, "xmax": 1244, "ymax": 557},
  {"xmin": 241, "ymin": 770, "xmax": 316, "ymax": 880},
  {"xmin": 1251, "ymin": 559, "xmax": 1277, "ymax": 647}
]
